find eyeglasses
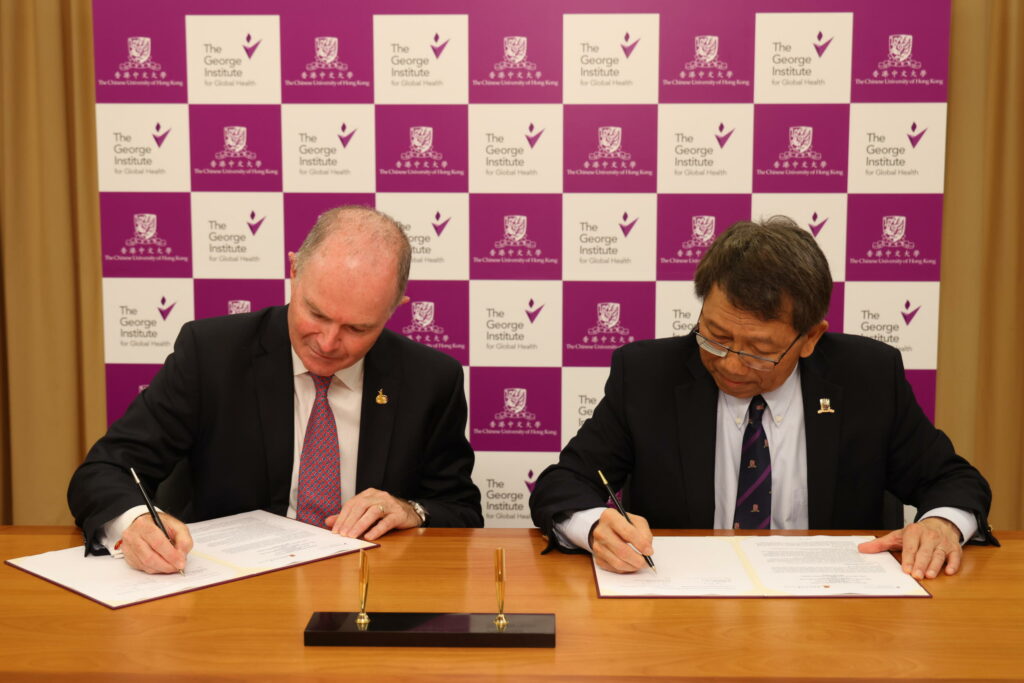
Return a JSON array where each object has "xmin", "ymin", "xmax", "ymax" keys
[{"xmin": 694, "ymin": 316, "xmax": 802, "ymax": 372}]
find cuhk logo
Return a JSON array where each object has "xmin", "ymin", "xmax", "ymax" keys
[
  {"xmin": 398, "ymin": 126, "xmax": 446, "ymax": 166},
  {"xmin": 122, "ymin": 36, "xmax": 161, "ymax": 71},
  {"xmin": 493, "ymin": 387, "xmax": 537, "ymax": 422},
  {"xmin": 774, "ymin": 126, "xmax": 825, "ymax": 168},
  {"xmin": 492, "ymin": 215, "xmax": 537, "ymax": 254},
  {"xmin": 878, "ymin": 34, "xmax": 923, "ymax": 72},
  {"xmin": 309, "ymin": 36, "xmax": 347, "ymax": 71},
  {"xmin": 687, "ymin": 35, "xmax": 728, "ymax": 70},
  {"xmin": 621, "ymin": 32, "xmax": 640, "ymax": 58},
  {"xmin": 431, "ymin": 33, "xmax": 450, "ymax": 59},
  {"xmin": 867, "ymin": 216, "xmax": 918, "ymax": 258},
  {"xmin": 123, "ymin": 213, "xmax": 169, "ymax": 254},
  {"xmin": 402, "ymin": 301, "xmax": 445, "ymax": 335},
  {"xmin": 813, "ymin": 31, "xmax": 834, "ymax": 58},
  {"xmin": 585, "ymin": 127, "xmax": 635, "ymax": 168},
  {"xmin": 678, "ymin": 215, "xmax": 715, "ymax": 256},
  {"xmin": 227, "ymin": 300, "xmax": 251, "ymax": 315},
  {"xmin": 585, "ymin": 302, "xmax": 633, "ymax": 342},
  {"xmin": 215, "ymin": 126, "xmax": 258, "ymax": 161}
]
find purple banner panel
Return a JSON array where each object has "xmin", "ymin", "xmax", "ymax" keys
[
  {"xmin": 469, "ymin": 5, "xmax": 562, "ymax": 102},
  {"xmin": 281, "ymin": 4, "xmax": 373, "ymax": 103},
  {"xmin": 905, "ymin": 369, "xmax": 936, "ymax": 423},
  {"xmin": 657, "ymin": 194, "xmax": 752, "ymax": 280},
  {"xmin": 826, "ymin": 281, "xmax": 844, "ymax": 334},
  {"xmin": 753, "ymin": 104, "xmax": 849, "ymax": 193},
  {"xmin": 852, "ymin": 1, "xmax": 950, "ymax": 103},
  {"xmin": 190, "ymin": 105, "xmax": 282, "ymax": 191},
  {"xmin": 105, "ymin": 364, "xmax": 163, "ymax": 426},
  {"xmin": 283, "ymin": 193, "xmax": 376, "ymax": 276},
  {"xmin": 93, "ymin": 1, "xmax": 187, "ymax": 103},
  {"xmin": 193, "ymin": 279, "xmax": 285, "ymax": 320},
  {"xmin": 563, "ymin": 281, "xmax": 655, "ymax": 367},
  {"xmin": 385, "ymin": 280, "xmax": 469, "ymax": 365},
  {"xmin": 659, "ymin": 2, "xmax": 754, "ymax": 103},
  {"xmin": 100, "ymin": 193, "xmax": 192, "ymax": 277},
  {"xmin": 846, "ymin": 194, "xmax": 941, "ymax": 281},
  {"xmin": 375, "ymin": 105, "xmax": 468, "ymax": 192},
  {"xmin": 563, "ymin": 105, "xmax": 657, "ymax": 193},
  {"xmin": 470, "ymin": 367, "xmax": 560, "ymax": 452},
  {"xmin": 469, "ymin": 194, "xmax": 561, "ymax": 280}
]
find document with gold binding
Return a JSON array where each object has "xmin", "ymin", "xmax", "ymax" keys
[
  {"xmin": 594, "ymin": 536, "xmax": 930, "ymax": 598},
  {"xmin": 6, "ymin": 509, "xmax": 376, "ymax": 608}
]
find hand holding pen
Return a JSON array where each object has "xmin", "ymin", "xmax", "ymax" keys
[
  {"xmin": 120, "ymin": 467, "xmax": 192, "ymax": 575},
  {"xmin": 590, "ymin": 470, "xmax": 657, "ymax": 574}
]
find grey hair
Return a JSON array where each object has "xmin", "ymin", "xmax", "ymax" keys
[
  {"xmin": 293, "ymin": 205, "xmax": 412, "ymax": 307},
  {"xmin": 693, "ymin": 215, "xmax": 832, "ymax": 334}
]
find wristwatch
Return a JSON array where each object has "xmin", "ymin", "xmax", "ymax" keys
[{"xmin": 408, "ymin": 500, "xmax": 429, "ymax": 527}]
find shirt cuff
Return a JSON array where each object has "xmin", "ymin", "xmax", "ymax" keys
[
  {"xmin": 919, "ymin": 507, "xmax": 978, "ymax": 545},
  {"xmin": 552, "ymin": 507, "xmax": 606, "ymax": 552},
  {"xmin": 98, "ymin": 505, "xmax": 155, "ymax": 557}
]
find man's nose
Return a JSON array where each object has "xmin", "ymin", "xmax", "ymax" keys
[
  {"xmin": 720, "ymin": 349, "xmax": 749, "ymax": 375},
  {"xmin": 319, "ymin": 325, "xmax": 345, "ymax": 352}
]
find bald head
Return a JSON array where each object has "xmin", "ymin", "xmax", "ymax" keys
[{"xmin": 293, "ymin": 205, "xmax": 411, "ymax": 308}]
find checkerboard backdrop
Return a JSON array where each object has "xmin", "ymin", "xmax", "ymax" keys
[{"xmin": 93, "ymin": 0, "xmax": 950, "ymax": 526}]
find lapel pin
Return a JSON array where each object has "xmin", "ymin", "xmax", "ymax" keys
[
  {"xmin": 375, "ymin": 388, "xmax": 388, "ymax": 405},
  {"xmin": 817, "ymin": 398, "xmax": 835, "ymax": 414}
]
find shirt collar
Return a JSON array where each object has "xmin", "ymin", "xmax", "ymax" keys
[
  {"xmin": 290, "ymin": 347, "xmax": 364, "ymax": 393},
  {"xmin": 721, "ymin": 365, "xmax": 802, "ymax": 430}
]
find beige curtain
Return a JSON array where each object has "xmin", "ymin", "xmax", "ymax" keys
[
  {"xmin": 0, "ymin": 0, "xmax": 1021, "ymax": 528},
  {"xmin": 0, "ymin": 0, "xmax": 105, "ymax": 525}
]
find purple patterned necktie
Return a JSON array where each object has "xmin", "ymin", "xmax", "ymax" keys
[
  {"xmin": 734, "ymin": 395, "xmax": 772, "ymax": 530},
  {"xmin": 296, "ymin": 374, "xmax": 341, "ymax": 527}
]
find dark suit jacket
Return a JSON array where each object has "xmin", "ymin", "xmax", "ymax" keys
[
  {"xmin": 530, "ymin": 332, "xmax": 995, "ymax": 546},
  {"xmin": 69, "ymin": 306, "xmax": 482, "ymax": 550}
]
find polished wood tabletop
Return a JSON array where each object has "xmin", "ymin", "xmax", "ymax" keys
[{"xmin": 1, "ymin": 526, "xmax": 1021, "ymax": 682}]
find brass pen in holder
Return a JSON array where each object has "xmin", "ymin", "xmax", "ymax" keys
[
  {"xmin": 494, "ymin": 547, "xmax": 508, "ymax": 631},
  {"xmin": 356, "ymin": 549, "xmax": 370, "ymax": 630}
]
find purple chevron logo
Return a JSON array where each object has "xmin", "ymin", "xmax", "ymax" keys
[
  {"xmin": 152, "ymin": 122, "xmax": 171, "ymax": 148},
  {"xmin": 715, "ymin": 122, "xmax": 734, "ymax": 148},
  {"xmin": 243, "ymin": 33, "xmax": 262, "ymax": 60},
  {"xmin": 621, "ymin": 32, "xmax": 640, "ymax": 58},
  {"xmin": 808, "ymin": 211, "xmax": 828, "ymax": 237},
  {"xmin": 338, "ymin": 123, "xmax": 357, "ymax": 148},
  {"xmin": 525, "ymin": 122, "xmax": 544, "ymax": 148},
  {"xmin": 157, "ymin": 296, "xmax": 175, "ymax": 320},
  {"xmin": 813, "ymin": 31, "xmax": 833, "ymax": 57},
  {"xmin": 907, "ymin": 122, "xmax": 928, "ymax": 148},
  {"xmin": 901, "ymin": 300, "xmax": 921, "ymax": 325},
  {"xmin": 431, "ymin": 33, "xmax": 450, "ymax": 59},
  {"xmin": 246, "ymin": 210, "xmax": 265, "ymax": 235},
  {"xmin": 525, "ymin": 469, "xmax": 538, "ymax": 493},
  {"xmin": 525, "ymin": 298, "xmax": 544, "ymax": 323},
  {"xmin": 431, "ymin": 211, "xmax": 450, "ymax": 236},
  {"xmin": 618, "ymin": 211, "xmax": 638, "ymax": 237}
]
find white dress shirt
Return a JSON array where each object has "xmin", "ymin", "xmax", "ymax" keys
[{"xmin": 554, "ymin": 366, "xmax": 977, "ymax": 552}]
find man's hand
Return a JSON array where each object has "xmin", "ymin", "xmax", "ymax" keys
[
  {"xmin": 326, "ymin": 488, "xmax": 422, "ymax": 541},
  {"xmin": 858, "ymin": 517, "xmax": 963, "ymax": 579},
  {"xmin": 120, "ymin": 513, "xmax": 192, "ymax": 574},
  {"xmin": 589, "ymin": 508, "xmax": 654, "ymax": 574}
]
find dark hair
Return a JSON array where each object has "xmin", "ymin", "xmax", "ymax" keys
[
  {"xmin": 294, "ymin": 205, "xmax": 411, "ymax": 308},
  {"xmin": 693, "ymin": 216, "xmax": 832, "ymax": 334}
]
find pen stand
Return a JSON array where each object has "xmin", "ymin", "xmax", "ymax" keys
[{"xmin": 304, "ymin": 547, "xmax": 555, "ymax": 648}]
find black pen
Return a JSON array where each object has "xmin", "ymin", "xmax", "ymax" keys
[
  {"xmin": 597, "ymin": 470, "xmax": 656, "ymax": 573},
  {"xmin": 129, "ymin": 467, "xmax": 185, "ymax": 576}
]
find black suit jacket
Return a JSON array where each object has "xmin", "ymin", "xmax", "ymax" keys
[
  {"xmin": 69, "ymin": 306, "xmax": 482, "ymax": 549},
  {"xmin": 530, "ymin": 332, "xmax": 995, "ymax": 545}
]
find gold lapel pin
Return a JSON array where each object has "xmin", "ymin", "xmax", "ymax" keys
[
  {"xmin": 375, "ymin": 388, "xmax": 388, "ymax": 405},
  {"xmin": 817, "ymin": 398, "xmax": 835, "ymax": 414}
]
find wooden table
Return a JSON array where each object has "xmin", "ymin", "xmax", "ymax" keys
[{"xmin": 1, "ymin": 527, "xmax": 1021, "ymax": 681}]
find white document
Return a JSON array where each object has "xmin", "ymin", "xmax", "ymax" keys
[
  {"xmin": 594, "ymin": 536, "xmax": 930, "ymax": 598},
  {"xmin": 6, "ymin": 510, "xmax": 376, "ymax": 608}
]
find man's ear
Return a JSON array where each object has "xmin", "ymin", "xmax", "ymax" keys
[{"xmin": 799, "ymin": 320, "xmax": 829, "ymax": 358}]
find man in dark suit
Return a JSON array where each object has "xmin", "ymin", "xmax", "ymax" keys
[
  {"xmin": 530, "ymin": 217, "xmax": 995, "ymax": 578},
  {"xmin": 69, "ymin": 206, "xmax": 481, "ymax": 574}
]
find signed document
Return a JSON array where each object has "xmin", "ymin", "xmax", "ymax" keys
[
  {"xmin": 594, "ymin": 536, "xmax": 929, "ymax": 598},
  {"xmin": 6, "ymin": 510, "xmax": 376, "ymax": 609}
]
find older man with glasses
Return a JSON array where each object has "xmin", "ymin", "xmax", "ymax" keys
[{"xmin": 530, "ymin": 216, "xmax": 996, "ymax": 577}]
